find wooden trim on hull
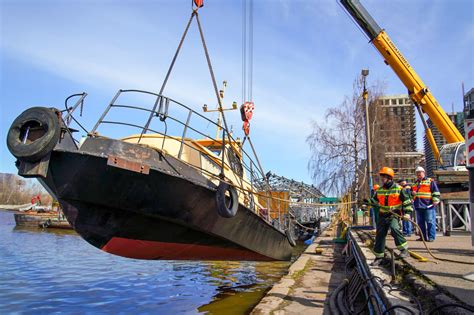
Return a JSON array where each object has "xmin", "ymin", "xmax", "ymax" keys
[{"xmin": 101, "ymin": 237, "xmax": 274, "ymax": 261}]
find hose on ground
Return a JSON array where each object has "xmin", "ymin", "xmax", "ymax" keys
[
  {"xmin": 386, "ymin": 209, "xmax": 474, "ymax": 265},
  {"xmin": 328, "ymin": 278, "xmax": 348, "ymax": 315}
]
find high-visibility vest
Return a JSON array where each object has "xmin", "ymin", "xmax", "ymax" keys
[
  {"xmin": 412, "ymin": 178, "xmax": 434, "ymax": 200},
  {"xmin": 376, "ymin": 184, "xmax": 403, "ymax": 213}
]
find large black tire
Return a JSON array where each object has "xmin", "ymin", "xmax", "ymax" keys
[
  {"xmin": 216, "ymin": 182, "xmax": 239, "ymax": 218},
  {"xmin": 7, "ymin": 107, "xmax": 60, "ymax": 162}
]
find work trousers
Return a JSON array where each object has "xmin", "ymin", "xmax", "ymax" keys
[
  {"xmin": 416, "ymin": 208, "xmax": 436, "ymax": 241},
  {"xmin": 402, "ymin": 215, "xmax": 413, "ymax": 236},
  {"xmin": 370, "ymin": 206, "xmax": 380, "ymax": 226},
  {"xmin": 373, "ymin": 214, "xmax": 408, "ymax": 258}
]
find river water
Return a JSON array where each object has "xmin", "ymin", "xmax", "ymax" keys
[{"xmin": 0, "ymin": 211, "xmax": 297, "ymax": 314}]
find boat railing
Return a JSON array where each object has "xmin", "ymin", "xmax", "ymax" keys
[{"xmin": 79, "ymin": 89, "xmax": 290, "ymax": 230}]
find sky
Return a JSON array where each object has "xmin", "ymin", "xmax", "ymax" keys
[{"xmin": 1, "ymin": 0, "xmax": 473, "ymax": 190}]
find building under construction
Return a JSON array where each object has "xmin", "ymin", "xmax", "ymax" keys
[{"xmin": 375, "ymin": 95, "xmax": 424, "ymax": 180}]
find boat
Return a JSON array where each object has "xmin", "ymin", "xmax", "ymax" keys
[
  {"xmin": 5, "ymin": 5, "xmax": 296, "ymax": 261},
  {"xmin": 14, "ymin": 208, "xmax": 57, "ymax": 228},
  {"xmin": 6, "ymin": 89, "xmax": 295, "ymax": 260},
  {"xmin": 12, "ymin": 204, "xmax": 72, "ymax": 230}
]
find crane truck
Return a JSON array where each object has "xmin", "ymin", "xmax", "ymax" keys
[{"xmin": 340, "ymin": 0, "xmax": 468, "ymax": 191}]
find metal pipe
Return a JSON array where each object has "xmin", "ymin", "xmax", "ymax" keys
[
  {"xmin": 361, "ymin": 70, "xmax": 375, "ymax": 229},
  {"xmin": 178, "ymin": 111, "xmax": 192, "ymax": 159},
  {"xmin": 63, "ymin": 92, "xmax": 87, "ymax": 123},
  {"xmin": 91, "ymin": 89, "xmax": 122, "ymax": 134}
]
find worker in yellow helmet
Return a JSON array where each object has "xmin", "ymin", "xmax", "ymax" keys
[{"xmin": 369, "ymin": 167, "xmax": 413, "ymax": 266}]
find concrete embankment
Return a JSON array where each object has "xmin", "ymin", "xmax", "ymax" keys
[{"xmin": 251, "ymin": 224, "xmax": 345, "ymax": 314}]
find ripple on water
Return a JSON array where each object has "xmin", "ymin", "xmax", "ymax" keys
[{"xmin": 0, "ymin": 211, "xmax": 293, "ymax": 313}]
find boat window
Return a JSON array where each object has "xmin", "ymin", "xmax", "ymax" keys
[{"xmin": 206, "ymin": 146, "xmax": 222, "ymax": 156}]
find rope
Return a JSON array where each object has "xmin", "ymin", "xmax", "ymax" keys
[
  {"xmin": 147, "ymin": 141, "xmax": 357, "ymax": 209},
  {"xmin": 385, "ymin": 209, "xmax": 474, "ymax": 265}
]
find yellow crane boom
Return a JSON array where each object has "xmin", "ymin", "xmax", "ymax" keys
[{"xmin": 340, "ymin": 0, "xmax": 464, "ymax": 161}]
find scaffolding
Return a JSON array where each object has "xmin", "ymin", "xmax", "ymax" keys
[{"xmin": 255, "ymin": 172, "xmax": 324, "ymax": 222}]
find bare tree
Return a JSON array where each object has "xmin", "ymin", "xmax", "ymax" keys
[
  {"xmin": 0, "ymin": 173, "xmax": 52, "ymax": 205},
  {"xmin": 307, "ymin": 76, "xmax": 385, "ymax": 199}
]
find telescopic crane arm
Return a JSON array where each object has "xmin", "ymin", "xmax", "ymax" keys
[{"xmin": 340, "ymin": 0, "xmax": 464, "ymax": 161}]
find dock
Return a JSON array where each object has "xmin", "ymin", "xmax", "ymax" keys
[
  {"xmin": 251, "ymin": 222, "xmax": 474, "ymax": 314},
  {"xmin": 251, "ymin": 224, "xmax": 345, "ymax": 314}
]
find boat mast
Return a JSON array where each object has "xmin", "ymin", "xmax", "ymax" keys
[{"xmin": 203, "ymin": 80, "xmax": 237, "ymax": 140}]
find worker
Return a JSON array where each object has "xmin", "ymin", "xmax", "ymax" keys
[
  {"xmin": 369, "ymin": 167, "xmax": 412, "ymax": 265},
  {"xmin": 411, "ymin": 166, "xmax": 440, "ymax": 242},
  {"xmin": 397, "ymin": 179, "xmax": 413, "ymax": 237}
]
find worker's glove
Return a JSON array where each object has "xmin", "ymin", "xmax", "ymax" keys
[{"xmin": 403, "ymin": 214, "xmax": 411, "ymax": 221}]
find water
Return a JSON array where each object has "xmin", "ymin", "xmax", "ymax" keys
[{"xmin": 0, "ymin": 211, "xmax": 293, "ymax": 314}]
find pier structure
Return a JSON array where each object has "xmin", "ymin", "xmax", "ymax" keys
[{"xmin": 252, "ymin": 201, "xmax": 474, "ymax": 314}]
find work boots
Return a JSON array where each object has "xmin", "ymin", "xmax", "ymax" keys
[
  {"xmin": 371, "ymin": 257, "xmax": 390, "ymax": 267},
  {"xmin": 399, "ymin": 249, "xmax": 409, "ymax": 258}
]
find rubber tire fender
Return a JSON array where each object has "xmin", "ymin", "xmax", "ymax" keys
[
  {"xmin": 216, "ymin": 181, "xmax": 239, "ymax": 218},
  {"xmin": 286, "ymin": 226, "xmax": 297, "ymax": 247},
  {"xmin": 7, "ymin": 107, "xmax": 60, "ymax": 162}
]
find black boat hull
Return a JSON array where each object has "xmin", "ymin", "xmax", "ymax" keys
[{"xmin": 38, "ymin": 137, "xmax": 292, "ymax": 261}]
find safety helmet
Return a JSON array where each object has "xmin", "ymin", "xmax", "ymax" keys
[
  {"xmin": 373, "ymin": 184, "xmax": 380, "ymax": 190},
  {"xmin": 415, "ymin": 166, "xmax": 425, "ymax": 173},
  {"xmin": 379, "ymin": 167, "xmax": 394, "ymax": 179}
]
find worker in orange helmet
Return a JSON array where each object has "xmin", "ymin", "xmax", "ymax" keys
[{"xmin": 368, "ymin": 167, "xmax": 413, "ymax": 266}]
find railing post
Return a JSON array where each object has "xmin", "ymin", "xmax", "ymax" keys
[
  {"xmin": 178, "ymin": 111, "xmax": 192, "ymax": 159},
  {"xmin": 63, "ymin": 93, "xmax": 88, "ymax": 124},
  {"xmin": 91, "ymin": 90, "xmax": 122, "ymax": 134},
  {"xmin": 448, "ymin": 202, "xmax": 453, "ymax": 232},
  {"xmin": 440, "ymin": 200, "xmax": 446, "ymax": 236},
  {"xmin": 464, "ymin": 204, "xmax": 470, "ymax": 231}
]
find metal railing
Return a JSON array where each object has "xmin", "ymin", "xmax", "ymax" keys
[
  {"xmin": 80, "ymin": 89, "xmax": 288, "ymax": 230},
  {"xmin": 439, "ymin": 199, "xmax": 471, "ymax": 234}
]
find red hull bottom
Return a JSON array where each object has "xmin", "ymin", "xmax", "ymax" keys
[{"xmin": 101, "ymin": 237, "xmax": 274, "ymax": 261}]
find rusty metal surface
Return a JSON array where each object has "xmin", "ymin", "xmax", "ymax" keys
[
  {"xmin": 107, "ymin": 155, "xmax": 150, "ymax": 175},
  {"xmin": 18, "ymin": 153, "xmax": 50, "ymax": 178},
  {"xmin": 43, "ymin": 136, "xmax": 292, "ymax": 260}
]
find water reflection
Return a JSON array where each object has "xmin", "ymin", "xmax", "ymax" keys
[{"xmin": 0, "ymin": 211, "xmax": 298, "ymax": 314}]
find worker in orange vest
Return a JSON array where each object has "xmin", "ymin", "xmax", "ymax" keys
[
  {"xmin": 369, "ymin": 167, "xmax": 413, "ymax": 265},
  {"xmin": 411, "ymin": 166, "xmax": 440, "ymax": 242}
]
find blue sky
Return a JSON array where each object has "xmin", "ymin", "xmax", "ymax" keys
[{"xmin": 1, "ymin": 0, "xmax": 473, "ymax": 188}]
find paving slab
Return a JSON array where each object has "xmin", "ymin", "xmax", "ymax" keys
[
  {"xmin": 251, "ymin": 226, "xmax": 346, "ymax": 315},
  {"xmin": 374, "ymin": 231, "xmax": 474, "ymax": 308}
]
